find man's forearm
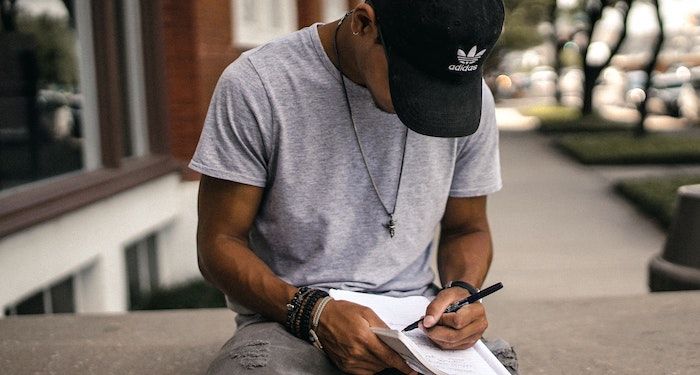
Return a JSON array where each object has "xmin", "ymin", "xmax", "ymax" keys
[
  {"xmin": 437, "ymin": 229, "xmax": 493, "ymax": 288},
  {"xmin": 198, "ymin": 233, "xmax": 297, "ymax": 323}
]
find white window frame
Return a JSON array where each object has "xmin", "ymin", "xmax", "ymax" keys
[
  {"xmin": 121, "ymin": 0, "xmax": 149, "ymax": 158},
  {"xmin": 74, "ymin": 0, "xmax": 102, "ymax": 170},
  {"xmin": 232, "ymin": 0, "xmax": 298, "ymax": 48}
]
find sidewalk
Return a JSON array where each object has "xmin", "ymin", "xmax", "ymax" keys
[{"xmin": 484, "ymin": 131, "xmax": 667, "ymax": 301}]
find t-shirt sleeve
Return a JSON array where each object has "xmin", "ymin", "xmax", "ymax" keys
[
  {"xmin": 188, "ymin": 58, "xmax": 272, "ymax": 187},
  {"xmin": 449, "ymin": 82, "xmax": 502, "ymax": 197}
]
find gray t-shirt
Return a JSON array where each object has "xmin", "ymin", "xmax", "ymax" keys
[{"xmin": 190, "ymin": 25, "xmax": 501, "ymax": 310}]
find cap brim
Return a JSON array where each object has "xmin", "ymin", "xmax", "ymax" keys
[{"xmin": 387, "ymin": 50, "xmax": 483, "ymax": 138}]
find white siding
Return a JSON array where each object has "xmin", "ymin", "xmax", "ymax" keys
[{"xmin": 0, "ymin": 174, "xmax": 201, "ymax": 315}]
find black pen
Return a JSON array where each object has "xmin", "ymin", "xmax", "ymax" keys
[{"xmin": 402, "ymin": 282, "xmax": 504, "ymax": 332}]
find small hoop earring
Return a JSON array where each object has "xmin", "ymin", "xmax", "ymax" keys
[{"xmin": 353, "ymin": 31, "xmax": 360, "ymax": 36}]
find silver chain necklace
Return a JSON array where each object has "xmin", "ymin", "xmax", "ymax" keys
[{"xmin": 333, "ymin": 13, "xmax": 408, "ymax": 238}]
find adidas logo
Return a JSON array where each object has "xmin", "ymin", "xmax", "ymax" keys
[
  {"xmin": 458, "ymin": 46, "xmax": 486, "ymax": 64},
  {"xmin": 449, "ymin": 46, "xmax": 486, "ymax": 72}
]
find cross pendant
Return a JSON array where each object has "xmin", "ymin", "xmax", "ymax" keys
[{"xmin": 385, "ymin": 216, "xmax": 397, "ymax": 238}]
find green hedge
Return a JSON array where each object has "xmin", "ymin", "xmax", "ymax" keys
[
  {"xmin": 134, "ymin": 279, "xmax": 226, "ymax": 310},
  {"xmin": 554, "ymin": 133, "xmax": 700, "ymax": 165},
  {"xmin": 520, "ymin": 105, "xmax": 633, "ymax": 133},
  {"xmin": 615, "ymin": 175, "xmax": 700, "ymax": 228}
]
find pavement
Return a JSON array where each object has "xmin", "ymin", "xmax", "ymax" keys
[
  {"xmin": 483, "ymin": 104, "xmax": 700, "ymax": 301},
  {"xmin": 483, "ymin": 131, "xmax": 668, "ymax": 301}
]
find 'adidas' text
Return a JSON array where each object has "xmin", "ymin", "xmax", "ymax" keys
[{"xmin": 448, "ymin": 64, "xmax": 478, "ymax": 72}]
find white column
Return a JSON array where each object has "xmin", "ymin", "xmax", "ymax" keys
[{"xmin": 81, "ymin": 247, "xmax": 128, "ymax": 313}]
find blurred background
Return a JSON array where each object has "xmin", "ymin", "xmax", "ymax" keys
[{"xmin": 1, "ymin": 0, "xmax": 699, "ymax": 317}]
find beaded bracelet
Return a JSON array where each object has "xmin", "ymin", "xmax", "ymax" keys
[
  {"xmin": 285, "ymin": 287, "xmax": 310, "ymax": 335},
  {"xmin": 285, "ymin": 287, "xmax": 329, "ymax": 342},
  {"xmin": 298, "ymin": 290, "xmax": 326, "ymax": 340}
]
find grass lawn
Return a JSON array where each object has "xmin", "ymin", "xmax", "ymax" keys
[
  {"xmin": 615, "ymin": 175, "xmax": 700, "ymax": 229},
  {"xmin": 520, "ymin": 105, "xmax": 634, "ymax": 133},
  {"xmin": 554, "ymin": 133, "xmax": 700, "ymax": 164}
]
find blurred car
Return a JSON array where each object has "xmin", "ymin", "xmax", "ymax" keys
[
  {"xmin": 646, "ymin": 66, "xmax": 700, "ymax": 122},
  {"xmin": 559, "ymin": 67, "xmax": 583, "ymax": 107},
  {"xmin": 621, "ymin": 65, "xmax": 700, "ymax": 125},
  {"xmin": 594, "ymin": 66, "xmax": 627, "ymax": 108},
  {"xmin": 529, "ymin": 66, "xmax": 557, "ymax": 98}
]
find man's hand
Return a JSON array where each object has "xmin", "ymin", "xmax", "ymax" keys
[
  {"xmin": 421, "ymin": 287, "xmax": 488, "ymax": 350},
  {"xmin": 315, "ymin": 300, "xmax": 416, "ymax": 374}
]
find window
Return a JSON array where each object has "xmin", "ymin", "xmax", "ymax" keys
[
  {"xmin": 232, "ymin": 0, "xmax": 298, "ymax": 48},
  {"xmin": 0, "ymin": 0, "xmax": 94, "ymax": 192},
  {"xmin": 4, "ymin": 275, "xmax": 75, "ymax": 316},
  {"xmin": 125, "ymin": 232, "xmax": 159, "ymax": 309},
  {"xmin": 0, "ymin": 0, "xmax": 178, "ymax": 238},
  {"xmin": 323, "ymin": 0, "xmax": 351, "ymax": 23},
  {"xmin": 115, "ymin": 0, "xmax": 149, "ymax": 159}
]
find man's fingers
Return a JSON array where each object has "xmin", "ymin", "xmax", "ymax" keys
[
  {"xmin": 429, "ymin": 332, "xmax": 482, "ymax": 350},
  {"xmin": 423, "ymin": 288, "xmax": 469, "ymax": 328},
  {"xmin": 368, "ymin": 335, "xmax": 414, "ymax": 374},
  {"xmin": 424, "ymin": 316, "xmax": 488, "ymax": 347},
  {"xmin": 438, "ymin": 303, "xmax": 484, "ymax": 329},
  {"xmin": 360, "ymin": 309, "xmax": 413, "ymax": 373}
]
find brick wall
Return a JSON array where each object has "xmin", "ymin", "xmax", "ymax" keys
[
  {"xmin": 162, "ymin": 0, "xmax": 353, "ymax": 180},
  {"xmin": 162, "ymin": 0, "xmax": 237, "ymax": 179}
]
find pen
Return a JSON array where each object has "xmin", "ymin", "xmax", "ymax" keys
[{"xmin": 402, "ymin": 282, "xmax": 504, "ymax": 332}]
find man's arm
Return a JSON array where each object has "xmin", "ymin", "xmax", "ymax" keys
[
  {"xmin": 196, "ymin": 175, "xmax": 413, "ymax": 374},
  {"xmin": 196, "ymin": 175, "xmax": 296, "ymax": 322},
  {"xmin": 422, "ymin": 195, "xmax": 493, "ymax": 350},
  {"xmin": 438, "ymin": 195, "xmax": 492, "ymax": 287}
]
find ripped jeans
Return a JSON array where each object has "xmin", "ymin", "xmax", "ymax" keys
[
  {"xmin": 206, "ymin": 316, "xmax": 519, "ymax": 374},
  {"xmin": 207, "ymin": 320, "xmax": 344, "ymax": 374}
]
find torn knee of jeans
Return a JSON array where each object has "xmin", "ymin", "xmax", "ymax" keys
[{"xmin": 229, "ymin": 340, "xmax": 271, "ymax": 369}]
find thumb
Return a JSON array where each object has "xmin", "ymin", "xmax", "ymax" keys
[{"xmin": 423, "ymin": 290, "xmax": 460, "ymax": 328}]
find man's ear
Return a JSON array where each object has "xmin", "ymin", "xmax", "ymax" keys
[{"xmin": 350, "ymin": 3, "xmax": 378, "ymax": 37}]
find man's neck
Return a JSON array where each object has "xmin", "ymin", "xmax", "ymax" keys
[{"xmin": 317, "ymin": 21, "xmax": 365, "ymax": 87}]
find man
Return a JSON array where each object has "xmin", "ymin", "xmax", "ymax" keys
[{"xmin": 191, "ymin": 0, "xmax": 507, "ymax": 373}]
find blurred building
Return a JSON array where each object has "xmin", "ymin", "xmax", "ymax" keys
[{"xmin": 0, "ymin": 0, "xmax": 355, "ymax": 316}]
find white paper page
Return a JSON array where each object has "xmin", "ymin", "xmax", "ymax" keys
[
  {"xmin": 329, "ymin": 289, "xmax": 510, "ymax": 375},
  {"xmin": 329, "ymin": 289, "xmax": 430, "ymax": 329},
  {"xmin": 403, "ymin": 329, "xmax": 507, "ymax": 375}
]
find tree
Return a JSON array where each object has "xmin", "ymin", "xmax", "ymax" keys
[
  {"xmin": 581, "ymin": 0, "xmax": 632, "ymax": 115},
  {"xmin": 483, "ymin": 0, "xmax": 555, "ymax": 76},
  {"xmin": 548, "ymin": 0, "xmax": 565, "ymax": 103},
  {"xmin": 636, "ymin": 0, "xmax": 664, "ymax": 136},
  {"xmin": 16, "ymin": 14, "xmax": 78, "ymax": 87},
  {"xmin": 0, "ymin": 0, "xmax": 18, "ymax": 31}
]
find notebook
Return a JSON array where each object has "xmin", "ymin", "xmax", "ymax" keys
[{"xmin": 329, "ymin": 289, "xmax": 510, "ymax": 375}]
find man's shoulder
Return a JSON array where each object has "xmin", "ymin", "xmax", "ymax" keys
[
  {"xmin": 236, "ymin": 27, "xmax": 316, "ymax": 77},
  {"xmin": 217, "ymin": 28, "xmax": 313, "ymax": 88}
]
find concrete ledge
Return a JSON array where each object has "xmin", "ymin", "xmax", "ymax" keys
[
  {"xmin": 0, "ymin": 309, "xmax": 235, "ymax": 374},
  {"xmin": 486, "ymin": 291, "xmax": 700, "ymax": 374},
  {"xmin": 1, "ymin": 291, "xmax": 699, "ymax": 374}
]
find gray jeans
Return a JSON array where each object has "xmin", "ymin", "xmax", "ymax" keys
[{"xmin": 206, "ymin": 319, "xmax": 519, "ymax": 374}]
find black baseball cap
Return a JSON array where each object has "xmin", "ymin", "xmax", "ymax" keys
[{"xmin": 368, "ymin": 0, "xmax": 505, "ymax": 137}]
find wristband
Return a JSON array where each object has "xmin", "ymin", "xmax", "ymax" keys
[
  {"xmin": 309, "ymin": 296, "xmax": 333, "ymax": 350},
  {"xmin": 444, "ymin": 280, "xmax": 479, "ymax": 295}
]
